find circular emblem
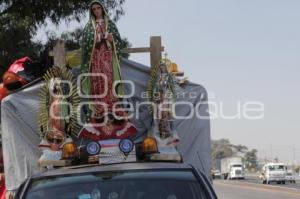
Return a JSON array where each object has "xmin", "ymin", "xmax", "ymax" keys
[
  {"xmin": 119, "ymin": 139, "xmax": 134, "ymax": 154},
  {"xmin": 86, "ymin": 141, "xmax": 101, "ymax": 155}
]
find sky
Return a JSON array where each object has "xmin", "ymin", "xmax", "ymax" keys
[{"xmin": 36, "ymin": 0, "xmax": 300, "ymax": 163}]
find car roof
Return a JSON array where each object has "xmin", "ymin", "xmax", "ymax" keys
[
  {"xmin": 265, "ymin": 163, "xmax": 285, "ymax": 166},
  {"xmin": 32, "ymin": 162, "xmax": 194, "ymax": 179}
]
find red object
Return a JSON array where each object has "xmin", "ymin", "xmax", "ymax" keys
[
  {"xmin": 3, "ymin": 57, "xmax": 32, "ymax": 91},
  {"xmin": 8, "ymin": 57, "xmax": 31, "ymax": 74},
  {"xmin": 79, "ymin": 20, "xmax": 137, "ymax": 141},
  {"xmin": 0, "ymin": 175, "xmax": 6, "ymax": 199},
  {"xmin": 0, "ymin": 84, "xmax": 8, "ymax": 102},
  {"xmin": 3, "ymin": 71, "xmax": 27, "ymax": 87}
]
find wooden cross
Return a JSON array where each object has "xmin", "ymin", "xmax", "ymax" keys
[
  {"xmin": 52, "ymin": 40, "xmax": 66, "ymax": 68},
  {"xmin": 51, "ymin": 36, "xmax": 165, "ymax": 69},
  {"xmin": 121, "ymin": 36, "xmax": 165, "ymax": 68}
]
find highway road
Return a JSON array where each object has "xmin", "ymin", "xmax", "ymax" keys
[
  {"xmin": 214, "ymin": 180, "xmax": 300, "ymax": 199},
  {"xmin": 242, "ymin": 176, "xmax": 300, "ymax": 190}
]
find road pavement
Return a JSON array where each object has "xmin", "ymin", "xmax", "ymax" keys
[
  {"xmin": 214, "ymin": 180, "xmax": 300, "ymax": 199},
  {"xmin": 243, "ymin": 174, "xmax": 300, "ymax": 189}
]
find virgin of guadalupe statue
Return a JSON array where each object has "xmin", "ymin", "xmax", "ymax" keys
[
  {"xmin": 79, "ymin": 0, "xmax": 136, "ymax": 141},
  {"xmin": 38, "ymin": 67, "xmax": 80, "ymax": 160},
  {"xmin": 147, "ymin": 62, "xmax": 180, "ymax": 147}
]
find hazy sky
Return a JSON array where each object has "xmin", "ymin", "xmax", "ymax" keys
[
  {"xmin": 37, "ymin": 0, "xmax": 300, "ymax": 163},
  {"xmin": 119, "ymin": 0, "xmax": 300, "ymax": 163}
]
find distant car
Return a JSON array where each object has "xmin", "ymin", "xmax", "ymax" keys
[
  {"xmin": 260, "ymin": 163, "xmax": 287, "ymax": 184},
  {"xmin": 15, "ymin": 162, "xmax": 218, "ymax": 199},
  {"xmin": 211, "ymin": 169, "xmax": 222, "ymax": 179},
  {"xmin": 285, "ymin": 172, "xmax": 296, "ymax": 183}
]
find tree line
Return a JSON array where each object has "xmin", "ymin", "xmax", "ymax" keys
[{"xmin": 211, "ymin": 139, "xmax": 258, "ymax": 171}]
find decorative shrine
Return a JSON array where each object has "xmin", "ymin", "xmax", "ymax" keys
[
  {"xmin": 35, "ymin": 0, "xmax": 186, "ymax": 168},
  {"xmin": 37, "ymin": 56, "xmax": 186, "ymax": 167}
]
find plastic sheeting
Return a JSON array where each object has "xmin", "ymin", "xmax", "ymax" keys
[{"xmin": 1, "ymin": 59, "xmax": 211, "ymax": 191}]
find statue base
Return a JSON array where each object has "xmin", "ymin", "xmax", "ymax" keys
[
  {"xmin": 87, "ymin": 139, "xmax": 136, "ymax": 164},
  {"xmin": 38, "ymin": 159, "xmax": 72, "ymax": 168},
  {"xmin": 148, "ymin": 153, "xmax": 182, "ymax": 162}
]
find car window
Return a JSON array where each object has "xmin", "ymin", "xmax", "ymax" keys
[
  {"xmin": 24, "ymin": 170, "xmax": 209, "ymax": 199},
  {"xmin": 268, "ymin": 165, "xmax": 285, "ymax": 171}
]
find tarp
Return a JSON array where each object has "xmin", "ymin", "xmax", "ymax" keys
[{"xmin": 1, "ymin": 59, "xmax": 211, "ymax": 191}]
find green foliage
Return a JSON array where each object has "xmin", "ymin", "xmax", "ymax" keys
[
  {"xmin": 211, "ymin": 139, "xmax": 258, "ymax": 171},
  {"xmin": 0, "ymin": 0, "xmax": 126, "ymax": 77},
  {"xmin": 244, "ymin": 149, "xmax": 258, "ymax": 170},
  {"xmin": 119, "ymin": 37, "xmax": 131, "ymax": 59},
  {"xmin": 211, "ymin": 139, "xmax": 234, "ymax": 160},
  {"xmin": 0, "ymin": 13, "xmax": 42, "ymax": 68},
  {"xmin": 232, "ymin": 145, "xmax": 248, "ymax": 153},
  {"xmin": 44, "ymin": 29, "xmax": 83, "ymax": 52},
  {"xmin": 295, "ymin": 166, "xmax": 300, "ymax": 174},
  {"xmin": 45, "ymin": 28, "xmax": 131, "ymax": 58},
  {"xmin": 0, "ymin": 0, "xmax": 125, "ymax": 27}
]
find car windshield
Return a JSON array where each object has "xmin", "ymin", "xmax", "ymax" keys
[
  {"xmin": 268, "ymin": 165, "xmax": 285, "ymax": 171},
  {"xmin": 25, "ymin": 170, "xmax": 209, "ymax": 199},
  {"xmin": 286, "ymin": 173, "xmax": 292, "ymax": 176},
  {"xmin": 232, "ymin": 165, "xmax": 242, "ymax": 168}
]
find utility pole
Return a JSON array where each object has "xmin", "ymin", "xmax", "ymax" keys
[
  {"xmin": 292, "ymin": 146, "xmax": 296, "ymax": 170},
  {"xmin": 270, "ymin": 144, "xmax": 273, "ymax": 161},
  {"xmin": 290, "ymin": 146, "xmax": 296, "ymax": 171}
]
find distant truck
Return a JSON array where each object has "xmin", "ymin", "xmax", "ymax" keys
[
  {"xmin": 260, "ymin": 163, "xmax": 287, "ymax": 184},
  {"xmin": 221, "ymin": 157, "xmax": 245, "ymax": 179}
]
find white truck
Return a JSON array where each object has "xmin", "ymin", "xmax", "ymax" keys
[
  {"xmin": 221, "ymin": 157, "xmax": 245, "ymax": 179},
  {"xmin": 260, "ymin": 163, "xmax": 287, "ymax": 184}
]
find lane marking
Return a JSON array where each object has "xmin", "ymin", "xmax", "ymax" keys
[{"xmin": 214, "ymin": 181, "xmax": 300, "ymax": 198}]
